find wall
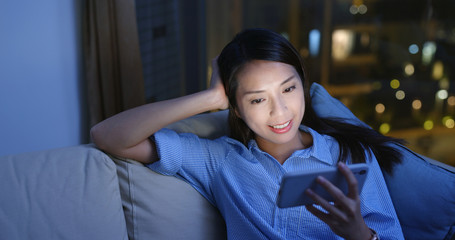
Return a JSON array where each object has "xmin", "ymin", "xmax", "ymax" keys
[{"xmin": 0, "ymin": 0, "xmax": 87, "ymax": 156}]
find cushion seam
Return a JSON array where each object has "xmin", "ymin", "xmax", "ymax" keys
[{"xmin": 127, "ymin": 162, "xmax": 138, "ymax": 239}]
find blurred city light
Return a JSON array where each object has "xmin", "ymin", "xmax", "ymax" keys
[
  {"xmin": 395, "ymin": 90, "xmax": 405, "ymax": 100},
  {"xmin": 390, "ymin": 79, "xmax": 400, "ymax": 89},
  {"xmin": 437, "ymin": 89, "xmax": 449, "ymax": 100},
  {"xmin": 375, "ymin": 103, "xmax": 385, "ymax": 114},
  {"xmin": 404, "ymin": 63, "xmax": 414, "ymax": 76},
  {"xmin": 422, "ymin": 41, "xmax": 436, "ymax": 65},
  {"xmin": 309, "ymin": 29, "xmax": 320, "ymax": 56},
  {"xmin": 443, "ymin": 116, "xmax": 455, "ymax": 128},
  {"xmin": 408, "ymin": 44, "xmax": 419, "ymax": 54},
  {"xmin": 432, "ymin": 61, "xmax": 444, "ymax": 80},
  {"xmin": 379, "ymin": 123, "xmax": 390, "ymax": 134},
  {"xmin": 358, "ymin": 4, "xmax": 367, "ymax": 14},
  {"xmin": 349, "ymin": 0, "xmax": 367, "ymax": 15},
  {"xmin": 412, "ymin": 99, "xmax": 422, "ymax": 110},
  {"xmin": 448, "ymin": 96, "xmax": 455, "ymax": 106},
  {"xmin": 332, "ymin": 30, "xmax": 354, "ymax": 60},
  {"xmin": 424, "ymin": 120, "xmax": 434, "ymax": 130}
]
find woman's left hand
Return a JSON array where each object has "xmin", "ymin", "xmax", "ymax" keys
[{"xmin": 305, "ymin": 162, "xmax": 371, "ymax": 240}]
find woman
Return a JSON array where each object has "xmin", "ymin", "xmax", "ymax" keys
[{"xmin": 92, "ymin": 28, "xmax": 404, "ymax": 239}]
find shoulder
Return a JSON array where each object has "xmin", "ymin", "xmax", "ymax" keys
[
  {"xmin": 301, "ymin": 125, "xmax": 340, "ymax": 150},
  {"xmin": 299, "ymin": 125, "xmax": 341, "ymax": 164}
]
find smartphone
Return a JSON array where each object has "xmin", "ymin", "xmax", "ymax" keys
[{"xmin": 276, "ymin": 163, "xmax": 369, "ymax": 208}]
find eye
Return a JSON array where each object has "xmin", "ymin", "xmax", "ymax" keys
[
  {"xmin": 284, "ymin": 86, "xmax": 296, "ymax": 93},
  {"xmin": 251, "ymin": 98, "xmax": 264, "ymax": 104}
]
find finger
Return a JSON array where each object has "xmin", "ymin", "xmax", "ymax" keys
[
  {"xmin": 305, "ymin": 204, "xmax": 334, "ymax": 226},
  {"xmin": 310, "ymin": 176, "xmax": 355, "ymax": 221},
  {"xmin": 305, "ymin": 204, "xmax": 328, "ymax": 220},
  {"xmin": 305, "ymin": 187, "xmax": 348, "ymax": 222},
  {"xmin": 338, "ymin": 162, "xmax": 359, "ymax": 199},
  {"xmin": 314, "ymin": 175, "xmax": 349, "ymax": 206}
]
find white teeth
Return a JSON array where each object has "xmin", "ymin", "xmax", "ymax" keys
[{"xmin": 271, "ymin": 121, "xmax": 290, "ymax": 129}]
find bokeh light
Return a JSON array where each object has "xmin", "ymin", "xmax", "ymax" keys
[
  {"xmin": 408, "ymin": 44, "xmax": 419, "ymax": 54},
  {"xmin": 379, "ymin": 123, "xmax": 390, "ymax": 134},
  {"xmin": 423, "ymin": 120, "xmax": 434, "ymax": 130},
  {"xmin": 436, "ymin": 89, "xmax": 448, "ymax": 100},
  {"xmin": 412, "ymin": 99, "xmax": 422, "ymax": 110},
  {"xmin": 422, "ymin": 41, "xmax": 436, "ymax": 65},
  {"xmin": 375, "ymin": 103, "xmax": 385, "ymax": 114},
  {"xmin": 448, "ymin": 96, "xmax": 455, "ymax": 106},
  {"xmin": 395, "ymin": 90, "xmax": 405, "ymax": 100},
  {"xmin": 358, "ymin": 4, "xmax": 367, "ymax": 14},
  {"xmin": 432, "ymin": 61, "xmax": 444, "ymax": 80},
  {"xmin": 390, "ymin": 79, "xmax": 400, "ymax": 89},
  {"xmin": 404, "ymin": 63, "xmax": 414, "ymax": 76},
  {"xmin": 443, "ymin": 116, "xmax": 455, "ymax": 128}
]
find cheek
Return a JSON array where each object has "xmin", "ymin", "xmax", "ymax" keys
[
  {"xmin": 298, "ymin": 93, "xmax": 305, "ymax": 110},
  {"xmin": 292, "ymin": 92, "xmax": 306, "ymax": 118},
  {"xmin": 237, "ymin": 104, "xmax": 265, "ymax": 128}
]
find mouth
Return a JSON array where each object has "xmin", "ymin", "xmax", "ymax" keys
[
  {"xmin": 270, "ymin": 121, "xmax": 291, "ymax": 129},
  {"xmin": 269, "ymin": 120, "xmax": 293, "ymax": 134}
]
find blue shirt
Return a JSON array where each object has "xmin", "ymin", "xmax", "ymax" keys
[{"xmin": 148, "ymin": 126, "xmax": 404, "ymax": 239}]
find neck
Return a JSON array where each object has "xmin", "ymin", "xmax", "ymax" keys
[{"xmin": 256, "ymin": 131, "xmax": 313, "ymax": 164}]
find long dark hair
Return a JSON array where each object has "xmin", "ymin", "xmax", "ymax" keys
[{"xmin": 217, "ymin": 28, "xmax": 403, "ymax": 173}]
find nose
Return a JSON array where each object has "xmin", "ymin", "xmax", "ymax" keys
[{"xmin": 270, "ymin": 95, "xmax": 287, "ymax": 117}]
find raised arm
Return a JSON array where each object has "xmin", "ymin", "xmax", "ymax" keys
[{"xmin": 91, "ymin": 59, "xmax": 228, "ymax": 164}]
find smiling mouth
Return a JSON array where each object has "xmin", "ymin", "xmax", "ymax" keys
[{"xmin": 270, "ymin": 120, "xmax": 291, "ymax": 129}]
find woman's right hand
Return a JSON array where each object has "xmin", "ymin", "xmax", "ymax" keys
[
  {"xmin": 209, "ymin": 57, "xmax": 229, "ymax": 110},
  {"xmin": 305, "ymin": 162, "xmax": 371, "ymax": 240}
]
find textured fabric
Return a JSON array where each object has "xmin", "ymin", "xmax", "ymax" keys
[
  {"xmin": 165, "ymin": 109, "xmax": 229, "ymax": 139},
  {"xmin": 148, "ymin": 126, "xmax": 404, "ymax": 240},
  {"xmin": 382, "ymin": 145, "xmax": 455, "ymax": 240},
  {"xmin": 0, "ymin": 145, "xmax": 128, "ymax": 240},
  {"xmin": 113, "ymin": 156, "xmax": 226, "ymax": 240}
]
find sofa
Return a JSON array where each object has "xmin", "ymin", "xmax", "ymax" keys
[{"xmin": 1, "ymin": 83, "xmax": 454, "ymax": 240}]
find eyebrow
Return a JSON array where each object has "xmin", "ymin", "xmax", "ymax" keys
[{"xmin": 243, "ymin": 75, "xmax": 296, "ymax": 95}]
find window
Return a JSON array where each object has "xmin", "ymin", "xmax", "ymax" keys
[{"xmin": 136, "ymin": 0, "xmax": 455, "ymax": 166}]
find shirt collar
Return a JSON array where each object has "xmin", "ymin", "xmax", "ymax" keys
[
  {"xmin": 295, "ymin": 125, "xmax": 334, "ymax": 165},
  {"xmin": 247, "ymin": 125, "xmax": 335, "ymax": 166}
]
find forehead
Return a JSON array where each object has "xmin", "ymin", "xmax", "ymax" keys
[{"xmin": 236, "ymin": 60, "xmax": 300, "ymax": 89}]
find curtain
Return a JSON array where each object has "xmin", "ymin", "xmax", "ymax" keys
[{"xmin": 83, "ymin": 0, "xmax": 145, "ymax": 127}]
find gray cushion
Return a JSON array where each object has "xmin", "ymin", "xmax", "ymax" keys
[
  {"xmin": 165, "ymin": 109, "xmax": 229, "ymax": 139},
  {"xmin": 113, "ymin": 157, "xmax": 226, "ymax": 240},
  {"xmin": 0, "ymin": 144, "xmax": 128, "ymax": 240}
]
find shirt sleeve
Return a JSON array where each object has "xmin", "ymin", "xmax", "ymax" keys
[
  {"xmin": 146, "ymin": 128, "xmax": 228, "ymax": 203},
  {"xmin": 360, "ymin": 151, "xmax": 405, "ymax": 239}
]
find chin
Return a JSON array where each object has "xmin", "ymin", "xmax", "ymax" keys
[{"xmin": 262, "ymin": 130, "xmax": 301, "ymax": 146}]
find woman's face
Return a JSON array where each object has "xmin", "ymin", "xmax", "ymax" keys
[{"xmin": 235, "ymin": 60, "xmax": 305, "ymax": 147}]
